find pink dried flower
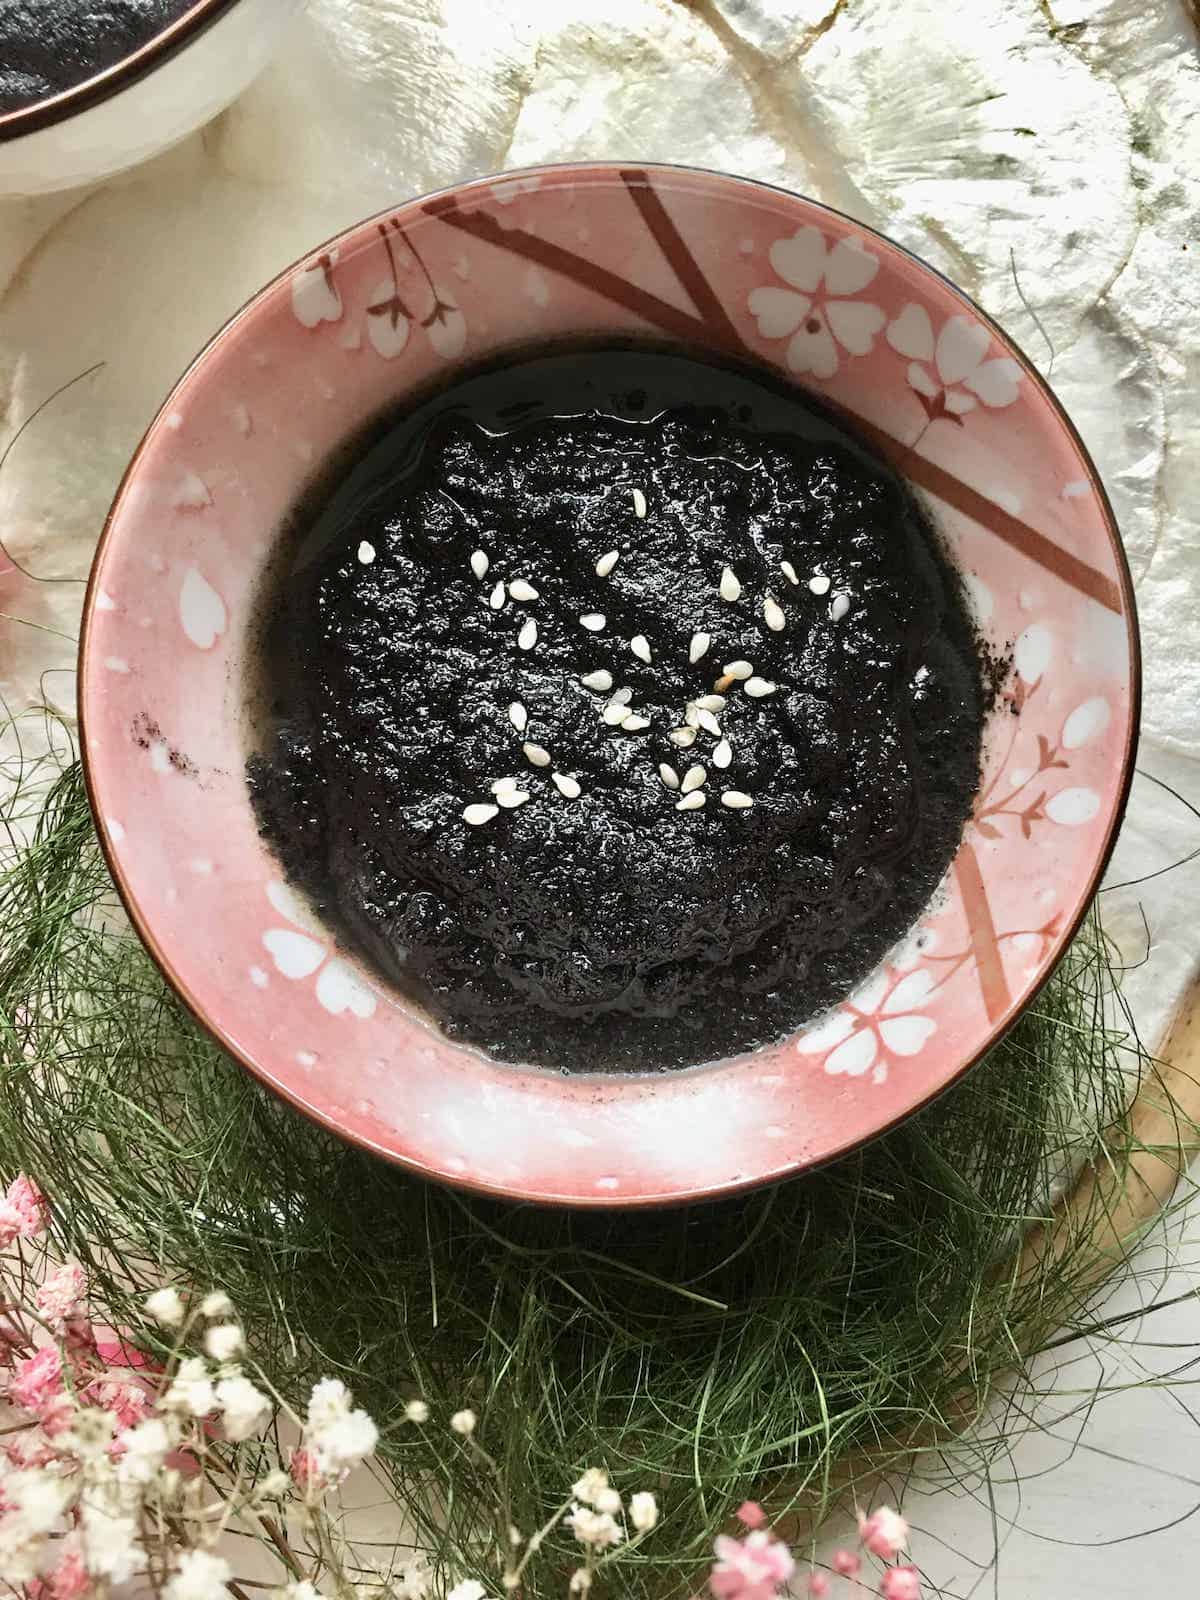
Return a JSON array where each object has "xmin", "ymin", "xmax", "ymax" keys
[
  {"xmin": 857, "ymin": 1506, "xmax": 909, "ymax": 1560},
  {"xmin": 39, "ymin": 1391, "xmax": 76, "ymax": 1437},
  {"xmin": 62, "ymin": 1316, "xmax": 99, "ymax": 1361},
  {"xmin": 832, "ymin": 1550, "xmax": 860, "ymax": 1577},
  {"xmin": 44, "ymin": 1540, "xmax": 91, "ymax": 1600},
  {"xmin": 735, "ymin": 1501, "xmax": 768, "ymax": 1531},
  {"xmin": 710, "ymin": 1530, "xmax": 795, "ymax": 1600},
  {"xmin": 36, "ymin": 1262, "xmax": 88, "ymax": 1330},
  {"xmin": 9, "ymin": 1344, "xmax": 64, "ymax": 1412},
  {"xmin": 808, "ymin": 1576, "xmax": 829, "ymax": 1597},
  {"xmin": 87, "ymin": 1376, "xmax": 151, "ymax": 1434},
  {"xmin": 0, "ymin": 1174, "xmax": 48, "ymax": 1245},
  {"xmin": 880, "ymin": 1567, "xmax": 921, "ymax": 1600},
  {"xmin": 290, "ymin": 1445, "xmax": 320, "ymax": 1489},
  {"xmin": 4, "ymin": 1429, "xmax": 57, "ymax": 1469}
]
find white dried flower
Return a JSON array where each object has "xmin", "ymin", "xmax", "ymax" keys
[
  {"xmin": 629, "ymin": 1491, "xmax": 659, "ymax": 1531},
  {"xmin": 569, "ymin": 1571, "xmax": 592, "ymax": 1594},
  {"xmin": 203, "ymin": 1323, "xmax": 243, "ymax": 1363},
  {"xmin": 165, "ymin": 1547, "xmax": 234, "ymax": 1600},
  {"xmin": 404, "ymin": 1398, "xmax": 430, "ymax": 1424},
  {"xmin": 447, "ymin": 1583, "xmax": 487, "ymax": 1600},
  {"xmin": 450, "ymin": 1408, "xmax": 477, "ymax": 1436},
  {"xmin": 572, "ymin": 1467, "xmax": 609, "ymax": 1506},
  {"xmin": 282, "ymin": 1584, "xmax": 321, "ymax": 1600},
  {"xmin": 256, "ymin": 1470, "xmax": 291, "ymax": 1501},
  {"xmin": 3, "ymin": 1467, "xmax": 74, "ymax": 1538},
  {"xmin": 144, "ymin": 1286, "xmax": 185, "ymax": 1327},
  {"xmin": 118, "ymin": 1417, "xmax": 171, "ymax": 1484},
  {"xmin": 394, "ymin": 1560, "xmax": 433, "ymax": 1600},
  {"xmin": 594, "ymin": 1486, "xmax": 622, "ymax": 1516},
  {"xmin": 567, "ymin": 1505, "xmax": 624, "ymax": 1549},
  {"xmin": 63, "ymin": 1406, "xmax": 117, "ymax": 1461},
  {"xmin": 305, "ymin": 1377, "xmax": 351, "ymax": 1430},
  {"xmin": 163, "ymin": 1356, "xmax": 216, "ymax": 1418},
  {"xmin": 199, "ymin": 1291, "xmax": 233, "ymax": 1318},
  {"xmin": 311, "ymin": 1409, "xmax": 379, "ymax": 1474},
  {"xmin": 79, "ymin": 1505, "xmax": 141, "ymax": 1582},
  {"xmin": 215, "ymin": 1375, "xmax": 271, "ymax": 1442}
]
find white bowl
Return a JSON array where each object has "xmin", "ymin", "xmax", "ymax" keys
[{"xmin": 0, "ymin": 0, "xmax": 303, "ymax": 196}]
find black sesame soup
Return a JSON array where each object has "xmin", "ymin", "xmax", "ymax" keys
[{"xmin": 247, "ymin": 347, "xmax": 985, "ymax": 1074}]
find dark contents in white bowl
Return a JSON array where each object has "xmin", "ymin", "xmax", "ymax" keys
[
  {"xmin": 247, "ymin": 347, "xmax": 985, "ymax": 1073},
  {"xmin": 0, "ymin": 0, "xmax": 192, "ymax": 112}
]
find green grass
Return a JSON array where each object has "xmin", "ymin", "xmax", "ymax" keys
[{"xmin": 0, "ymin": 717, "xmax": 1189, "ymax": 1598}]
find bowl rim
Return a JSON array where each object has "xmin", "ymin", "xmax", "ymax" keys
[
  {"xmin": 78, "ymin": 160, "xmax": 1143, "ymax": 1206},
  {"xmin": 0, "ymin": 0, "xmax": 242, "ymax": 145}
]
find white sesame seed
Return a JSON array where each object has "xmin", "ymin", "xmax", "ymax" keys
[
  {"xmin": 622, "ymin": 714, "xmax": 651, "ymax": 732},
  {"xmin": 676, "ymin": 791, "xmax": 706, "ymax": 812},
  {"xmin": 723, "ymin": 660, "xmax": 753, "ymax": 679},
  {"xmin": 470, "ymin": 550, "xmax": 489, "ymax": 580},
  {"xmin": 509, "ymin": 579, "xmax": 539, "ymax": 601},
  {"xmin": 518, "ymin": 618, "xmax": 538, "ymax": 650},
  {"xmin": 508, "ymin": 702, "xmax": 528, "ymax": 732},
  {"xmin": 581, "ymin": 669, "xmax": 613, "ymax": 691},
  {"xmin": 602, "ymin": 701, "xmax": 632, "ymax": 726},
  {"xmin": 696, "ymin": 708, "xmax": 722, "ymax": 736},
  {"xmin": 631, "ymin": 634, "xmax": 652, "ymax": 663},
  {"xmin": 669, "ymin": 727, "xmax": 697, "ymax": 748},
  {"xmin": 523, "ymin": 742, "xmax": 551, "ymax": 767},
  {"xmin": 611, "ymin": 686, "xmax": 634, "ymax": 705},
  {"xmin": 464, "ymin": 803, "xmax": 498, "ymax": 826},
  {"xmin": 721, "ymin": 791, "xmax": 753, "ymax": 809},
  {"xmin": 552, "ymin": 772, "xmax": 582, "ymax": 799},
  {"xmin": 830, "ymin": 592, "xmax": 851, "ymax": 621},
  {"xmin": 696, "ymin": 694, "xmax": 726, "ymax": 712},
  {"xmin": 580, "ymin": 613, "xmax": 606, "ymax": 632},
  {"xmin": 357, "ymin": 540, "xmax": 376, "ymax": 564},
  {"xmin": 763, "ymin": 593, "xmax": 786, "ymax": 632},
  {"xmin": 658, "ymin": 763, "xmax": 680, "ymax": 790},
  {"xmin": 681, "ymin": 764, "xmax": 707, "ymax": 793},
  {"xmin": 780, "ymin": 560, "xmax": 800, "ymax": 586},
  {"xmin": 632, "ymin": 488, "xmax": 647, "ymax": 519},
  {"xmin": 745, "ymin": 676, "xmax": 777, "ymax": 698},
  {"xmin": 595, "ymin": 550, "xmax": 620, "ymax": 578},
  {"xmin": 809, "ymin": 573, "xmax": 831, "ymax": 596},
  {"xmin": 685, "ymin": 706, "xmax": 701, "ymax": 729},
  {"xmin": 491, "ymin": 776, "xmax": 519, "ymax": 794},
  {"xmin": 489, "ymin": 580, "xmax": 506, "ymax": 610},
  {"xmin": 713, "ymin": 738, "xmax": 732, "ymax": 769},
  {"xmin": 496, "ymin": 788, "xmax": 530, "ymax": 808},
  {"xmin": 719, "ymin": 566, "xmax": 741, "ymax": 602},
  {"xmin": 689, "ymin": 632, "xmax": 711, "ymax": 663}
]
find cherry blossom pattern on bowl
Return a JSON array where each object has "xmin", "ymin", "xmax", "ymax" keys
[{"xmin": 79, "ymin": 163, "xmax": 1139, "ymax": 1207}]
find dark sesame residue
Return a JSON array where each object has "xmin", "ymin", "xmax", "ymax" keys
[{"xmin": 247, "ymin": 348, "xmax": 986, "ymax": 1074}]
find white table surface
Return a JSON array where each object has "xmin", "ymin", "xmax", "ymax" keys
[{"xmin": 2, "ymin": 2, "xmax": 1198, "ymax": 1593}]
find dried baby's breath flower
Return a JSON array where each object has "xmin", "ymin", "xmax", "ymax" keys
[{"xmin": 145, "ymin": 1287, "xmax": 185, "ymax": 1327}]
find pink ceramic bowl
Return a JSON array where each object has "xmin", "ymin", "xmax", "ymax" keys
[{"xmin": 79, "ymin": 163, "xmax": 1139, "ymax": 1207}]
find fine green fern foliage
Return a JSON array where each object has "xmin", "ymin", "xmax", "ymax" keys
[{"xmin": 0, "ymin": 726, "xmax": 1183, "ymax": 1598}]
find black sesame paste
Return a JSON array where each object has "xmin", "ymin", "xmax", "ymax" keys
[
  {"xmin": 248, "ymin": 347, "xmax": 985, "ymax": 1074},
  {"xmin": 0, "ymin": 1, "xmax": 192, "ymax": 112}
]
